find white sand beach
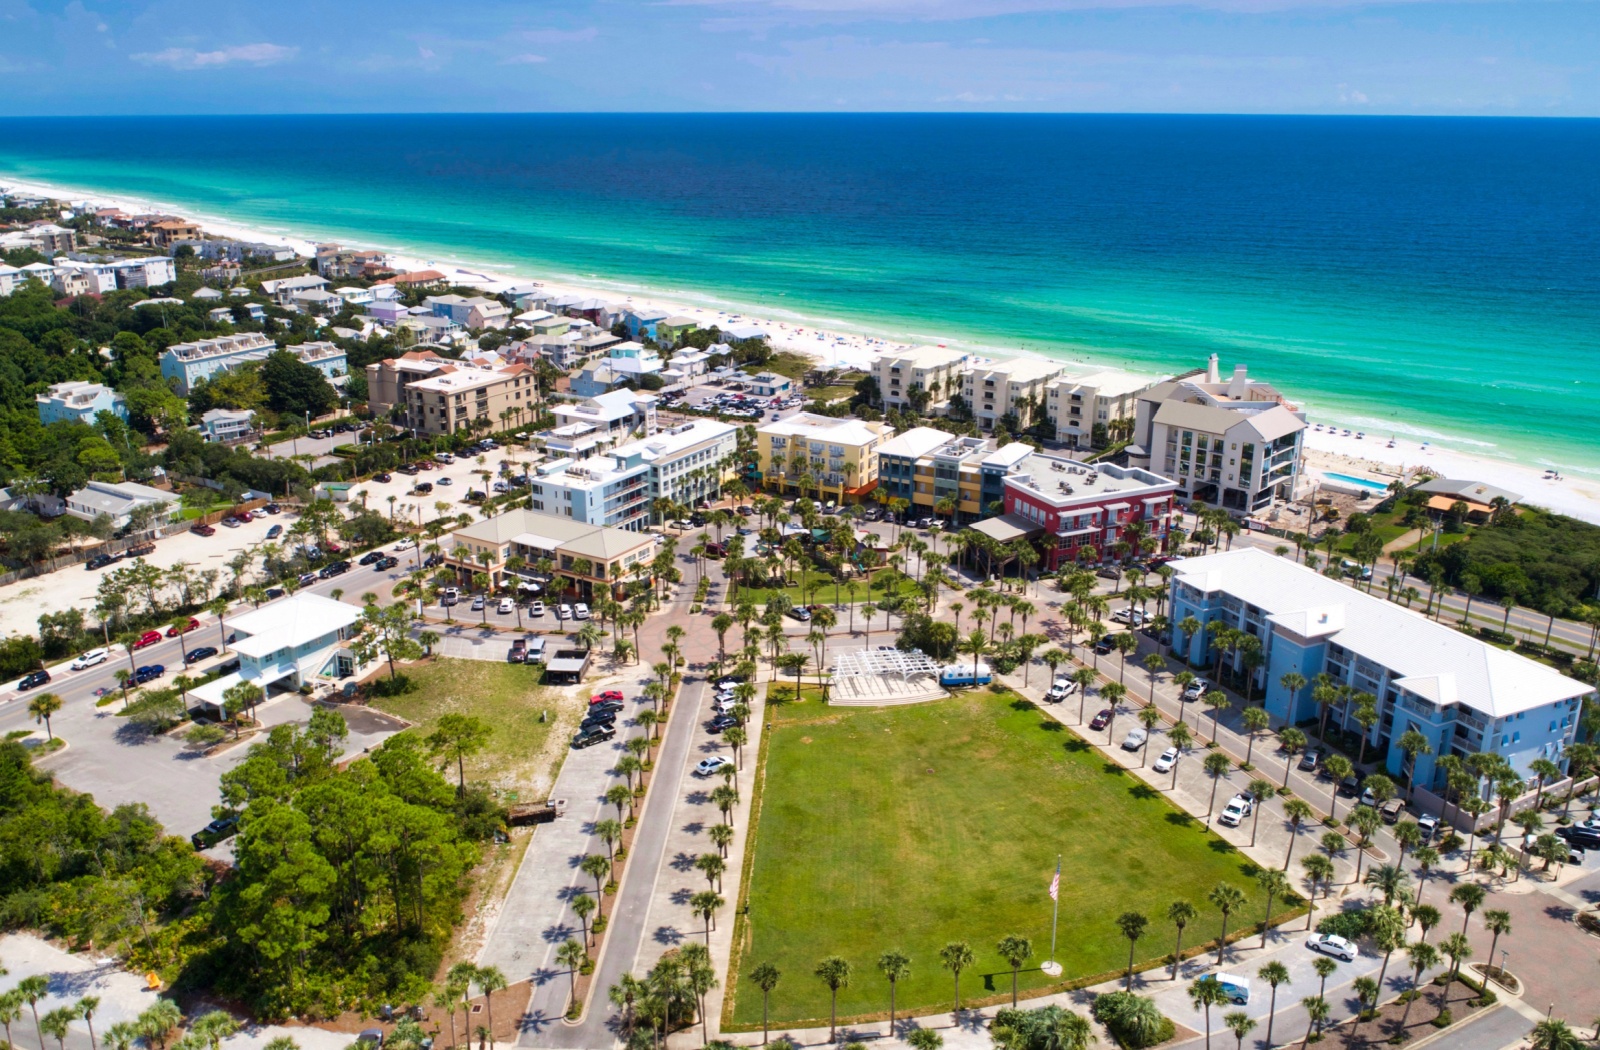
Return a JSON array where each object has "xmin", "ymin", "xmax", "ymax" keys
[{"xmin": 14, "ymin": 174, "xmax": 1600, "ymax": 526}]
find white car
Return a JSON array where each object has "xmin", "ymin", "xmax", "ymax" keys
[
  {"xmin": 1218, "ymin": 793, "xmax": 1255, "ymax": 828},
  {"xmin": 393, "ymin": 538, "xmax": 416, "ymax": 551},
  {"xmin": 712, "ymin": 695, "xmax": 737, "ymax": 714},
  {"xmin": 1152, "ymin": 747, "xmax": 1180, "ymax": 773},
  {"xmin": 557, "ymin": 604, "xmax": 573, "ymax": 620},
  {"xmin": 497, "ymin": 597, "xmax": 514, "ymax": 614},
  {"xmin": 70, "ymin": 648, "xmax": 109, "ymax": 671},
  {"xmin": 1046, "ymin": 676, "xmax": 1077, "ymax": 702},
  {"xmin": 528, "ymin": 601, "xmax": 546, "ymax": 617},
  {"xmin": 574, "ymin": 603, "xmax": 591, "ymax": 621},
  {"xmin": 1306, "ymin": 933, "xmax": 1358, "ymax": 962},
  {"xmin": 1182, "ymin": 678, "xmax": 1210, "ymax": 701},
  {"xmin": 1121, "ymin": 728, "xmax": 1148, "ymax": 752},
  {"xmin": 695, "ymin": 756, "xmax": 733, "ymax": 777}
]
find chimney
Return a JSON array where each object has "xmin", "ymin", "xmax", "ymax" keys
[
  {"xmin": 1206, "ymin": 353, "xmax": 1220, "ymax": 384},
  {"xmin": 1228, "ymin": 364, "xmax": 1248, "ymax": 399}
]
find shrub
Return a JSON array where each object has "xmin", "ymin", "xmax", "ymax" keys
[
  {"xmin": 369, "ymin": 673, "xmax": 418, "ymax": 697},
  {"xmin": 992, "ymin": 1007, "xmax": 1097, "ymax": 1050},
  {"xmin": 1316, "ymin": 907, "xmax": 1372, "ymax": 940},
  {"xmin": 1090, "ymin": 991, "xmax": 1174, "ymax": 1050},
  {"xmin": 186, "ymin": 724, "xmax": 228, "ymax": 748},
  {"xmin": 1431, "ymin": 1008, "xmax": 1453, "ymax": 1028}
]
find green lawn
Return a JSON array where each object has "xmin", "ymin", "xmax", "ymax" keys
[
  {"xmin": 728, "ymin": 689, "xmax": 1281, "ymax": 1028},
  {"xmin": 369, "ymin": 656, "xmax": 563, "ymax": 801}
]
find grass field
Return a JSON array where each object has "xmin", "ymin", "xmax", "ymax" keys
[
  {"xmin": 728, "ymin": 688, "xmax": 1278, "ymax": 1027},
  {"xmin": 370, "ymin": 657, "xmax": 565, "ymax": 801}
]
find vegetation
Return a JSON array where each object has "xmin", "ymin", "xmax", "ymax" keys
[
  {"xmin": 1413, "ymin": 505, "xmax": 1600, "ymax": 625},
  {"xmin": 731, "ymin": 690, "xmax": 1275, "ymax": 1025}
]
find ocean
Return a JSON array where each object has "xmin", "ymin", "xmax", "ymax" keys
[{"xmin": 2, "ymin": 113, "xmax": 1597, "ymax": 471}]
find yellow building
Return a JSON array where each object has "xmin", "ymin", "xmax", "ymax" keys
[
  {"xmin": 876, "ymin": 426, "xmax": 1033, "ymax": 522},
  {"xmin": 756, "ymin": 413, "xmax": 893, "ymax": 504}
]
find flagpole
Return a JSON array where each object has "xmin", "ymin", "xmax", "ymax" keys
[{"xmin": 1042, "ymin": 855, "xmax": 1063, "ymax": 977}]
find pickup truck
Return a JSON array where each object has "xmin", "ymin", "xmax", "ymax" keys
[{"xmin": 1218, "ymin": 793, "xmax": 1255, "ymax": 828}]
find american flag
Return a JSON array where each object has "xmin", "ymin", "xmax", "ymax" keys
[{"xmin": 1048, "ymin": 861, "xmax": 1060, "ymax": 902}]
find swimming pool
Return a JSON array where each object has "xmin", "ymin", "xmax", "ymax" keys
[{"xmin": 1322, "ymin": 471, "xmax": 1391, "ymax": 493}]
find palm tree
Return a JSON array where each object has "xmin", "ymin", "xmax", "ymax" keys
[
  {"xmin": 1203, "ymin": 751, "xmax": 1232, "ymax": 820},
  {"xmin": 814, "ymin": 956, "xmax": 852, "ymax": 1043},
  {"xmin": 1166, "ymin": 899, "xmax": 1196, "ymax": 979},
  {"xmin": 1300, "ymin": 996, "xmax": 1329, "ymax": 1048},
  {"xmin": 1188, "ymin": 976, "xmax": 1229, "ymax": 1050},
  {"xmin": 1397, "ymin": 941, "xmax": 1439, "ymax": 1033},
  {"xmin": 1257, "ymin": 961, "xmax": 1290, "ymax": 1048},
  {"xmin": 877, "ymin": 950, "xmax": 911, "ymax": 1036},
  {"xmin": 1223, "ymin": 1012, "xmax": 1256, "ymax": 1050},
  {"xmin": 556, "ymin": 940, "xmax": 587, "ymax": 1013},
  {"xmin": 1449, "ymin": 882, "xmax": 1486, "ymax": 937},
  {"xmin": 1116, "ymin": 912, "xmax": 1148, "ymax": 990},
  {"xmin": 475, "ymin": 965, "xmax": 507, "ymax": 1045},
  {"xmin": 75, "ymin": 996, "xmax": 101, "ymax": 1050},
  {"xmin": 1282, "ymin": 798, "xmax": 1315, "ymax": 870},
  {"xmin": 1482, "ymin": 909, "xmax": 1511, "ymax": 977},
  {"xmin": 27, "ymin": 692, "xmax": 62, "ymax": 740},
  {"xmin": 939, "ymin": 940, "xmax": 975, "ymax": 1021},
  {"xmin": 16, "ymin": 975, "xmax": 49, "ymax": 1047},
  {"xmin": 1208, "ymin": 883, "xmax": 1246, "ymax": 964},
  {"xmin": 750, "ymin": 963, "xmax": 781, "ymax": 1046},
  {"xmin": 996, "ymin": 935, "xmax": 1033, "ymax": 1007},
  {"xmin": 40, "ymin": 1008, "xmax": 73, "ymax": 1050},
  {"xmin": 1529, "ymin": 1018, "xmax": 1585, "ymax": 1050},
  {"xmin": 1255, "ymin": 868, "xmax": 1289, "ymax": 947}
]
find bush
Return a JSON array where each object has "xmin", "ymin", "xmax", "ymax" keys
[
  {"xmin": 369, "ymin": 673, "xmax": 418, "ymax": 697},
  {"xmin": 1090, "ymin": 991, "xmax": 1174, "ymax": 1050},
  {"xmin": 1316, "ymin": 907, "xmax": 1372, "ymax": 940},
  {"xmin": 1431, "ymin": 1008, "xmax": 1453, "ymax": 1028},
  {"xmin": 991, "ymin": 1007, "xmax": 1097, "ymax": 1050},
  {"xmin": 186, "ymin": 724, "xmax": 228, "ymax": 748}
]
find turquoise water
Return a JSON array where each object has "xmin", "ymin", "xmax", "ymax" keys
[
  {"xmin": 1, "ymin": 114, "xmax": 1596, "ymax": 471},
  {"xmin": 1322, "ymin": 472, "xmax": 1392, "ymax": 492}
]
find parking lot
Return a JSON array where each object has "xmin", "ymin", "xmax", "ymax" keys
[{"xmin": 657, "ymin": 380, "xmax": 808, "ymax": 422}]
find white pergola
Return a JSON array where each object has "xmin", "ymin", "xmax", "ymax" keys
[{"xmin": 831, "ymin": 647, "xmax": 941, "ymax": 682}]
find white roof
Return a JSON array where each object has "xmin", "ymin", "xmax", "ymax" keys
[
  {"xmin": 759, "ymin": 412, "xmax": 888, "ymax": 448},
  {"xmin": 1172, "ymin": 548, "xmax": 1592, "ymax": 719},
  {"xmin": 228, "ymin": 592, "xmax": 360, "ymax": 659},
  {"xmin": 613, "ymin": 419, "xmax": 736, "ymax": 464},
  {"xmin": 877, "ymin": 344, "xmax": 970, "ymax": 370},
  {"xmin": 876, "ymin": 426, "xmax": 955, "ymax": 460}
]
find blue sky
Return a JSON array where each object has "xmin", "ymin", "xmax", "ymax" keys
[{"xmin": 2, "ymin": 0, "xmax": 1596, "ymax": 115}]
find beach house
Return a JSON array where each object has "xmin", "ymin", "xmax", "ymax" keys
[
  {"xmin": 960, "ymin": 358, "xmax": 1070, "ymax": 432},
  {"xmin": 611, "ymin": 419, "xmax": 738, "ymax": 511},
  {"xmin": 188, "ymin": 593, "xmax": 370, "ymax": 717},
  {"xmin": 159, "ymin": 333, "xmax": 276, "ymax": 393},
  {"xmin": 36, "ymin": 381, "xmax": 128, "ymax": 425},
  {"xmin": 63, "ymin": 479, "xmax": 178, "ymax": 530},
  {"xmin": 1044, "ymin": 370, "xmax": 1159, "ymax": 449},
  {"xmin": 198, "ymin": 408, "xmax": 255, "ymax": 443},
  {"xmin": 401, "ymin": 362, "xmax": 539, "ymax": 436},
  {"xmin": 1168, "ymin": 548, "xmax": 1595, "ymax": 793}
]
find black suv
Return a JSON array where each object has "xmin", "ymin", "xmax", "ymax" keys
[
  {"xmin": 359, "ymin": 551, "xmax": 384, "ymax": 565},
  {"xmin": 1557, "ymin": 825, "xmax": 1600, "ymax": 851},
  {"xmin": 572, "ymin": 725, "xmax": 616, "ymax": 749},
  {"xmin": 373, "ymin": 556, "xmax": 398, "ymax": 571},
  {"xmin": 319, "ymin": 560, "xmax": 351, "ymax": 578},
  {"xmin": 17, "ymin": 670, "xmax": 50, "ymax": 691},
  {"xmin": 191, "ymin": 816, "xmax": 239, "ymax": 850}
]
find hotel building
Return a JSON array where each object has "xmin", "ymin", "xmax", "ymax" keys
[
  {"xmin": 756, "ymin": 413, "xmax": 893, "ymax": 504},
  {"xmin": 873, "ymin": 344, "xmax": 972, "ymax": 414}
]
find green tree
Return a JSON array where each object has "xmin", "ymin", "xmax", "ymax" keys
[
  {"xmin": 27, "ymin": 692, "xmax": 62, "ymax": 740},
  {"xmin": 1223, "ymin": 1011, "xmax": 1256, "ymax": 1050},
  {"xmin": 1116, "ymin": 912, "xmax": 1148, "ymax": 990},
  {"xmin": 426, "ymin": 714, "xmax": 492, "ymax": 791},
  {"xmin": 996, "ymin": 935, "xmax": 1033, "ymax": 1007},
  {"xmin": 939, "ymin": 941, "xmax": 975, "ymax": 1019},
  {"xmin": 1256, "ymin": 961, "xmax": 1290, "ymax": 1048},
  {"xmin": 750, "ymin": 962, "xmax": 782, "ymax": 1046},
  {"xmin": 1188, "ymin": 976, "xmax": 1229, "ymax": 1050},
  {"xmin": 877, "ymin": 950, "xmax": 912, "ymax": 1035},
  {"xmin": 1207, "ymin": 883, "xmax": 1246, "ymax": 965},
  {"xmin": 1166, "ymin": 899, "xmax": 1197, "ymax": 979},
  {"xmin": 814, "ymin": 956, "xmax": 853, "ymax": 1043}
]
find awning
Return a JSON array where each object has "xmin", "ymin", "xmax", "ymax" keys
[{"xmin": 970, "ymin": 513, "xmax": 1042, "ymax": 544}]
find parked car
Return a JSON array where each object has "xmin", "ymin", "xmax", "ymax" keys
[
  {"xmin": 580, "ymin": 710, "xmax": 617, "ymax": 730},
  {"xmin": 70, "ymin": 648, "xmax": 109, "ymax": 671},
  {"xmin": 508, "ymin": 639, "xmax": 527, "ymax": 664},
  {"xmin": 1089, "ymin": 708, "xmax": 1113, "ymax": 731},
  {"xmin": 707, "ymin": 714, "xmax": 738, "ymax": 734},
  {"xmin": 393, "ymin": 538, "xmax": 416, "ymax": 551},
  {"xmin": 263, "ymin": 503, "xmax": 282, "ymax": 514},
  {"xmin": 298, "ymin": 572, "xmax": 319, "ymax": 587},
  {"xmin": 125, "ymin": 542, "xmax": 155, "ymax": 556},
  {"xmin": 133, "ymin": 629, "xmax": 163, "ymax": 650},
  {"xmin": 592, "ymin": 691, "xmax": 625, "ymax": 704},
  {"xmin": 1093, "ymin": 635, "xmax": 1116, "ymax": 655},
  {"xmin": 1045, "ymin": 676, "xmax": 1077, "ymax": 702},
  {"xmin": 17, "ymin": 670, "xmax": 51, "ymax": 691},
  {"xmin": 413, "ymin": 482, "xmax": 434, "ymax": 494},
  {"xmin": 441, "ymin": 588, "xmax": 459, "ymax": 606},
  {"xmin": 237, "ymin": 511, "xmax": 254, "ymax": 523},
  {"xmin": 359, "ymin": 551, "xmax": 384, "ymax": 565},
  {"xmin": 1298, "ymin": 748, "xmax": 1321, "ymax": 771},
  {"xmin": 437, "ymin": 476, "xmax": 453, "ymax": 486},
  {"xmin": 1152, "ymin": 747, "xmax": 1180, "ymax": 773},
  {"xmin": 1218, "ymin": 793, "xmax": 1254, "ymax": 828},
  {"xmin": 471, "ymin": 596, "xmax": 486, "ymax": 611},
  {"xmin": 695, "ymin": 756, "xmax": 733, "ymax": 777},
  {"xmin": 1416, "ymin": 814, "xmax": 1440, "ymax": 841},
  {"xmin": 529, "ymin": 601, "xmax": 546, "ymax": 617},
  {"xmin": 1306, "ymin": 933, "xmax": 1358, "ymax": 962},
  {"xmin": 572, "ymin": 725, "xmax": 616, "ymax": 749},
  {"xmin": 221, "ymin": 517, "xmax": 242, "ymax": 528},
  {"xmin": 374, "ymin": 472, "xmax": 392, "ymax": 483},
  {"xmin": 1338, "ymin": 775, "xmax": 1361, "ymax": 798},
  {"xmin": 588, "ymin": 700, "xmax": 624, "ymax": 717},
  {"xmin": 186, "ymin": 646, "xmax": 218, "ymax": 662},
  {"xmin": 191, "ymin": 523, "xmax": 216, "ymax": 537},
  {"xmin": 319, "ymin": 561, "xmax": 351, "ymax": 578},
  {"xmin": 1181, "ymin": 678, "xmax": 1210, "ymax": 702},
  {"xmin": 266, "ymin": 524, "xmax": 283, "ymax": 539},
  {"xmin": 86, "ymin": 552, "xmax": 121, "ymax": 570},
  {"xmin": 557, "ymin": 603, "xmax": 573, "ymax": 620},
  {"xmin": 787, "ymin": 606, "xmax": 812, "ymax": 622},
  {"xmin": 498, "ymin": 597, "xmax": 515, "ymax": 614},
  {"xmin": 1557, "ymin": 825, "xmax": 1600, "ymax": 851},
  {"xmin": 574, "ymin": 603, "xmax": 591, "ymax": 620},
  {"xmin": 191, "ymin": 817, "xmax": 239, "ymax": 850},
  {"xmin": 1380, "ymin": 798, "xmax": 1405, "ymax": 824},
  {"xmin": 166, "ymin": 618, "xmax": 200, "ymax": 637},
  {"xmin": 1121, "ymin": 728, "xmax": 1148, "ymax": 752},
  {"xmin": 131, "ymin": 664, "xmax": 165, "ymax": 685}
]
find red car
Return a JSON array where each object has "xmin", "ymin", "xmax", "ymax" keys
[
  {"xmin": 132, "ymin": 630, "xmax": 163, "ymax": 650},
  {"xmin": 166, "ymin": 618, "xmax": 200, "ymax": 637},
  {"xmin": 590, "ymin": 691, "xmax": 624, "ymax": 705},
  {"xmin": 236, "ymin": 510, "xmax": 254, "ymax": 523},
  {"xmin": 324, "ymin": 540, "xmax": 344, "ymax": 553},
  {"xmin": 191, "ymin": 523, "xmax": 216, "ymax": 537},
  {"xmin": 1089, "ymin": 708, "xmax": 1114, "ymax": 731}
]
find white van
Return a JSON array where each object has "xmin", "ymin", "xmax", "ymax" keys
[
  {"xmin": 525, "ymin": 637, "xmax": 547, "ymax": 664},
  {"xmin": 1213, "ymin": 973, "xmax": 1250, "ymax": 1005}
]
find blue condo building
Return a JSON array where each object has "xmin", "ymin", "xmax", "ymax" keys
[{"xmin": 1167, "ymin": 548, "xmax": 1592, "ymax": 792}]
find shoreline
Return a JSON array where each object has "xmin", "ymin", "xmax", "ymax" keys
[{"xmin": 11, "ymin": 172, "xmax": 1600, "ymax": 526}]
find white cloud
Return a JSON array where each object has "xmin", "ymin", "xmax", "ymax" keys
[
  {"xmin": 131, "ymin": 42, "xmax": 297, "ymax": 69},
  {"xmin": 502, "ymin": 52, "xmax": 549, "ymax": 64}
]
